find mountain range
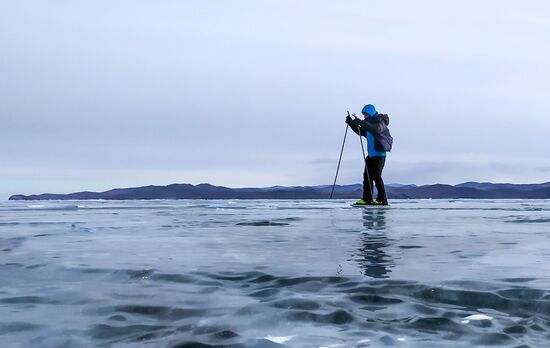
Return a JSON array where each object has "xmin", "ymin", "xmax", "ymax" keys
[{"xmin": 8, "ymin": 182, "xmax": 550, "ymax": 200}]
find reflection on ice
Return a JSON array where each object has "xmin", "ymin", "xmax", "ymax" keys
[{"xmin": 356, "ymin": 209, "xmax": 394, "ymax": 278}]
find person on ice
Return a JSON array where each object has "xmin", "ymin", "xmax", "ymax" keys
[{"xmin": 346, "ymin": 104, "xmax": 393, "ymax": 205}]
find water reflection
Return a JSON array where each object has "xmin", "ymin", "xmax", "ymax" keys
[{"xmin": 356, "ymin": 208, "xmax": 394, "ymax": 278}]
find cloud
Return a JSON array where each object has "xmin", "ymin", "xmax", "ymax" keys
[
  {"xmin": 1, "ymin": 1, "xmax": 549, "ymax": 198},
  {"xmin": 385, "ymin": 157, "xmax": 550, "ymax": 185}
]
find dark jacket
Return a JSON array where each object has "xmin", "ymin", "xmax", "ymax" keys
[{"xmin": 346, "ymin": 113, "xmax": 393, "ymax": 152}]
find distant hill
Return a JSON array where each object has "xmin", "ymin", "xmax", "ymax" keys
[{"xmin": 8, "ymin": 182, "xmax": 550, "ymax": 200}]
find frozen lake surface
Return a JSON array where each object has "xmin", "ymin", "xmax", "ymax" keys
[{"xmin": 1, "ymin": 199, "xmax": 550, "ymax": 347}]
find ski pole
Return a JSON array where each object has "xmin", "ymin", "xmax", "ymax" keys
[
  {"xmin": 329, "ymin": 114, "xmax": 349, "ymax": 199},
  {"xmin": 354, "ymin": 113, "xmax": 373, "ymax": 201}
]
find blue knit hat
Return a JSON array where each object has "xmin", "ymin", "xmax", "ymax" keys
[{"xmin": 361, "ymin": 104, "xmax": 377, "ymax": 116}]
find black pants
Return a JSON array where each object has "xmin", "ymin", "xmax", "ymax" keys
[{"xmin": 363, "ymin": 156, "xmax": 387, "ymax": 205}]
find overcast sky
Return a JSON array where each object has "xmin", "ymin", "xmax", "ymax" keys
[{"xmin": 1, "ymin": 1, "xmax": 550, "ymax": 199}]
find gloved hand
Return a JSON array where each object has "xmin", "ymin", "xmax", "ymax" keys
[{"xmin": 345, "ymin": 115, "xmax": 353, "ymax": 124}]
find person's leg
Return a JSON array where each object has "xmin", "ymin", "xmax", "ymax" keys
[
  {"xmin": 372, "ymin": 157, "xmax": 388, "ymax": 205},
  {"xmin": 362, "ymin": 157, "xmax": 374, "ymax": 203}
]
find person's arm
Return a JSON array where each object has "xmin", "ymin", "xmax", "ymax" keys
[
  {"xmin": 346, "ymin": 116, "xmax": 374, "ymax": 136},
  {"xmin": 345, "ymin": 116, "xmax": 362, "ymax": 136},
  {"xmin": 355, "ymin": 118, "xmax": 376, "ymax": 134}
]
